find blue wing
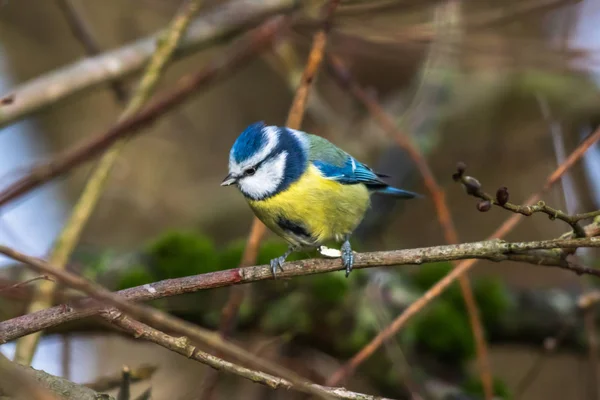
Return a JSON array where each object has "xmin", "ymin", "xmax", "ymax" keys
[
  {"xmin": 312, "ymin": 157, "xmax": 419, "ymax": 199},
  {"xmin": 301, "ymin": 131, "xmax": 419, "ymax": 198}
]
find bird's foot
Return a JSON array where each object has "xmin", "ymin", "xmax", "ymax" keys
[
  {"xmin": 269, "ymin": 247, "xmax": 293, "ymax": 279},
  {"xmin": 341, "ymin": 238, "xmax": 354, "ymax": 278},
  {"xmin": 269, "ymin": 256, "xmax": 286, "ymax": 278}
]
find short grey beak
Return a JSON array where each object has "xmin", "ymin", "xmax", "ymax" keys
[{"xmin": 221, "ymin": 173, "xmax": 237, "ymax": 186}]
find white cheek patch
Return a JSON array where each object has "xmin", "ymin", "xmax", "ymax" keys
[
  {"xmin": 229, "ymin": 126, "xmax": 279, "ymax": 175},
  {"xmin": 239, "ymin": 151, "xmax": 287, "ymax": 199}
]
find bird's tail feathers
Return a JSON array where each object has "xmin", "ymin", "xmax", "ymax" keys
[{"xmin": 375, "ymin": 186, "xmax": 421, "ymax": 199}]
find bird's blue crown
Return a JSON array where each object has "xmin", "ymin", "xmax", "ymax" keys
[
  {"xmin": 230, "ymin": 121, "xmax": 269, "ymax": 164},
  {"xmin": 228, "ymin": 122, "xmax": 308, "ymax": 200}
]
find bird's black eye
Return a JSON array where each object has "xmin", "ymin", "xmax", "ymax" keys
[{"xmin": 244, "ymin": 167, "xmax": 256, "ymax": 176}]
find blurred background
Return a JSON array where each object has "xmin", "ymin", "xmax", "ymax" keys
[{"xmin": 1, "ymin": 0, "xmax": 600, "ymax": 399}]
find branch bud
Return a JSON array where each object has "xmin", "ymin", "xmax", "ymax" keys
[
  {"xmin": 452, "ymin": 161, "xmax": 467, "ymax": 181},
  {"xmin": 477, "ymin": 200, "xmax": 492, "ymax": 212},
  {"xmin": 496, "ymin": 186, "xmax": 509, "ymax": 206},
  {"xmin": 462, "ymin": 176, "xmax": 482, "ymax": 196}
]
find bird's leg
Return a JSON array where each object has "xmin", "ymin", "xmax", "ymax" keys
[
  {"xmin": 341, "ymin": 235, "xmax": 354, "ymax": 278},
  {"xmin": 269, "ymin": 246, "xmax": 294, "ymax": 279}
]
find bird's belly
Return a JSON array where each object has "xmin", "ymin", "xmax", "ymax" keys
[{"xmin": 248, "ymin": 166, "xmax": 371, "ymax": 246}]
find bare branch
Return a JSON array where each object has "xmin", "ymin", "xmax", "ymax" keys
[
  {"xmin": 0, "ymin": 0, "xmax": 297, "ymax": 129},
  {"xmin": 326, "ymin": 45, "xmax": 493, "ymax": 395},
  {"xmin": 1, "ymin": 233, "xmax": 599, "ymax": 345},
  {"xmin": 107, "ymin": 313, "xmax": 394, "ymax": 400},
  {"xmin": 55, "ymin": 0, "xmax": 129, "ymax": 101},
  {"xmin": 453, "ymin": 162, "xmax": 599, "ymax": 238},
  {"xmin": 83, "ymin": 364, "xmax": 156, "ymax": 393},
  {"xmin": 0, "ymin": 16, "xmax": 289, "ymax": 208},
  {"xmin": 0, "ymin": 275, "xmax": 52, "ymax": 293},
  {"xmin": 0, "ymin": 353, "xmax": 59, "ymax": 400},
  {"xmin": 327, "ymin": 126, "xmax": 600, "ymax": 384},
  {"xmin": 14, "ymin": 0, "xmax": 206, "ymax": 366},
  {"xmin": 0, "ymin": 245, "xmax": 355, "ymax": 400}
]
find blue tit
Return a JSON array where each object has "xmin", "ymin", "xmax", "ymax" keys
[{"xmin": 221, "ymin": 121, "xmax": 420, "ymax": 278}]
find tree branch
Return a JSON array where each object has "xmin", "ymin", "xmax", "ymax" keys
[
  {"xmin": 326, "ymin": 42, "xmax": 493, "ymax": 396},
  {"xmin": 452, "ymin": 162, "xmax": 599, "ymax": 238},
  {"xmin": 13, "ymin": 0, "xmax": 205, "ymax": 366},
  {"xmin": 0, "ymin": 16, "xmax": 289, "ymax": 208},
  {"xmin": 0, "ymin": 0, "xmax": 297, "ymax": 129},
  {"xmin": 1, "ymin": 233, "xmax": 599, "ymax": 345},
  {"xmin": 0, "ymin": 353, "xmax": 59, "ymax": 400},
  {"xmin": 327, "ymin": 126, "xmax": 600, "ymax": 384},
  {"xmin": 0, "ymin": 245, "xmax": 360, "ymax": 400},
  {"xmin": 55, "ymin": 0, "xmax": 129, "ymax": 102},
  {"xmin": 106, "ymin": 313, "xmax": 393, "ymax": 400}
]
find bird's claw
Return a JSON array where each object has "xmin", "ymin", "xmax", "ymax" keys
[
  {"xmin": 341, "ymin": 239, "xmax": 354, "ymax": 278},
  {"xmin": 269, "ymin": 256, "xmax": 286, "ymax": 278}
]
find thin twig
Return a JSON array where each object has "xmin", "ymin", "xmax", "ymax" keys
[
  {"xmin": 107, "ymin": 314, "xmax": 394, "ymax": 400},
  {"xmin": 325, "ymin": 54, "xmax": 494, "ymax": 398},
  {"xmin": 453, "ymin": 164, "xmax": 597, "ymax": 238},
  {"xmin": 55, "ymin": 0, "xmax": 128, "ymax": 102},
  {"xmin": 204, "ymin": 1, "xmax": 340, "ymax": 396},
  {"xmin": 326, "ymin": 126, "xmax": 600, "ymax": 384},
  {"xmin": 117, "ymin": 365, "xmax": 131, "ymax": 400},
  {"xmin": 0, "ymin": 17, "xmax": 289, "ymax": 208},
  {"xmin": 0, "ymin": 0, "xmax": 297, "ymax": 129},
  {"xmin": 13, "ymin": 0, "xmax": 205, "ymax": 366},
  {"xmin": 84, "ymin": 364, "xmax": 157, "ymax": 392},
  {"xmin": 1, "ymin": 233, "xmax": 599, "ymax": 344},
  {"xmin": 0, "ymin": 275, "xmax": 52, "ymax": 293}
]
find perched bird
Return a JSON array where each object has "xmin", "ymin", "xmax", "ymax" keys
[{"xmin": 221, "ymin": 122, "xmax": 419, "ymax": 277}]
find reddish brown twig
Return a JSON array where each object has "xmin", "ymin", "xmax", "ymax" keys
[
  {"xmin": 326, "ymin": 125, "xmax": 600, "ymax": 385},
  {"xmin": 205, "ymin": 2, "xmax": 340, "ymax": 396},
  {"xmin": 325, "ymin": 55, "xmax": 493, "ymax": 398},
  {"xmin": 0, "ymin": 16, "xmax": 289, "ymax": 208}
]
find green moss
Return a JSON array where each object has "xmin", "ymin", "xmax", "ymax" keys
[
  {"xmin": 463, "ymin": 376, "xmax": 511, "ymax": 399},
  {"xmin": 308, "ymin": 272, "xmax": 349, "ymax": 304},
  {"xmin": 218, "ymin": 239, "xmax": 246, "ymax": 269},
  {"xmin": 412, "ymin": 301, "xmax": 475, "ymax": 364},
  {"xmin": 473, "ymin": 277, "xmax": 510, "ymax": 331},
  {"xmin": 411, "ymin": 262, "xmax": 463, "ymax": 308},
  {"xmin": 341, "ymin": 327, "xmax": 371, "ymax": 353},
  {"xmin": 147, "ymin": 231, "xmax": 219, "ymax": 279},
  {"xmin": 337, "ymin": 296, "xmax": 379, "ymax": 353},
  {"xmin": 117, "ymin": 265, "xmax": 156, "ymax": 290},
  {"xmin": 260, "ymin": 292, "xmax": 311, "ymax": 334},
  {"xmin": 411, "ymin": 262, "xmax": 453, "ymax": 290},
  {"xmin": 413, "ymin": 262, "xmax": 510, "ymax": 333}
]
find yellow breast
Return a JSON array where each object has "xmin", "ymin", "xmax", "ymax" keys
[{"xmin": 248, "ymin": 165, "xmax": 371, "ymax": 247}]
